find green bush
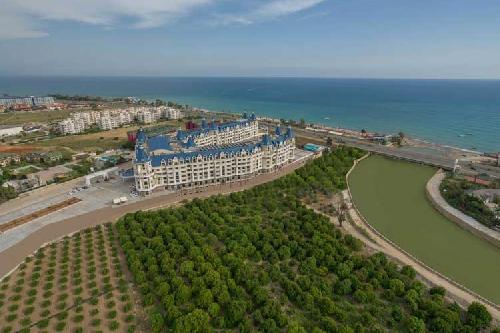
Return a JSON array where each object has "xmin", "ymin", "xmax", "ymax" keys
[
  {"xmin": 109, "ymin": 320, "xmax": 119, "ymax": 330},
  {"xmin": 54, "ymin": 321, "xmax": 66, "ymax": 332}
]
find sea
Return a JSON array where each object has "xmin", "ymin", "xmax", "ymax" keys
[{"xmin": 0, "ymin": 76, "xmax": 498, "ymax": 153}]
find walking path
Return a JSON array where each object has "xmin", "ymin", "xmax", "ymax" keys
[
  {"xmin": 426, "ymin": 170, "xmax": 500, "ymax": 248},
  {"xmin": 345, "ymin": 155, "xmax": 500, "ymax": 320},
  {"xmin": 0, "ymin": 158, "xmax": 309, "ymax": 280}
]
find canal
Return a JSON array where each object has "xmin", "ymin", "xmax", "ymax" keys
[{"xmin": 349, "ymin": 155, "xmax": 500, "ymax": 304}]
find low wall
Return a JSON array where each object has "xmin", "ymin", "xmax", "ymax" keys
[{"xmin": 425, "ymin": 171, "xmax": 500, "ymax": 249}]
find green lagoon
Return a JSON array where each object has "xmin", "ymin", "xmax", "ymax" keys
[{"xmin": 349, "ymin": 155, "xmax": 500, "ymax": 304}]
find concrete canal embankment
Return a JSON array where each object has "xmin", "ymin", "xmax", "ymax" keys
[
  {"xmin": 426, "ymin": 170, "xmax": 500, "ymax": 249},
  {"xmin": 348, "ymin": 155, "xmax": 500, "ymax": 306}
]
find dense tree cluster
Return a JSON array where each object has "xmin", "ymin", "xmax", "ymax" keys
[
  {"xmin": 117, "ymin": 148, "xmax": 495, "ymax": 332},
  {"xmin": 440, "ymin": 176, "xmax": 499, "ymax": 228}
]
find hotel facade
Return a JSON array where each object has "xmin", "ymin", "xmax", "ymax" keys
[{"xmin": 133, "ymin": 116, "xmax": 295, "ymax": 195}]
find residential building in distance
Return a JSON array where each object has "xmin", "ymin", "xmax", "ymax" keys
[
  {"xmin": 133, "ymin": 114, "xmax": 296, "ymax": 195},
  {"xmin": 58, "ymin": 119, "xmax": 85, "ymax": 135},
  {"xmin": 0, "ymin": 95, "xmax": 55, "ymax": 107}
]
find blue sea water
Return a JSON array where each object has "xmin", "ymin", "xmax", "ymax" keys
[{"xmin": 0, "ymin": 76, "xmax": 498, "ymax": 152}]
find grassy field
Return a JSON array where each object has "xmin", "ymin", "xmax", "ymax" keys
[
  {"xmin": 349, "ymin": 155, "xmax": 500, "ymax": 304},
  {"xmin": 0, "ymin": 224, "xmax": 147, "ymax": 333},
  {"xmin": 0, "ymin": 110, "xmax": 74, "ymax": 125}
]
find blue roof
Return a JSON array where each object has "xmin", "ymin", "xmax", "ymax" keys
[
  {"xmin": 135, "ymin": 145, "xmax": 150, "ymax": 163},
  {"xmin": 148, "ymin": 135, "xmax": 171, "ymax": 151},
  {"xmin": 176, "ymin": 118, "xmax": 255, "ymax": 140},
  {"xmin": 149, "ymin": 133, "xmax": 291, "ymax": 167},
  {"xmin": 136, "ymin": 128, "xmax": 147, "ymax": 144}
]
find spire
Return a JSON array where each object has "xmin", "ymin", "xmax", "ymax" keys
[
  {"xmin": 135, "ymin": 144, "xmax": 150, "ymax": 163},
  {"xmin": 243, "ymin": 112, "xmax": 248, "ymax": 119},
  {"xmin": 136, "ymin": 128, "xmax": 147, "ymax": 144},
  {"xmin": 176, "ymin": 130, "xmax": 185, "ymax": 141},
  {"xmin": 262, "ymin": 134, "xmax": 271, "ymax": 146},
  {"xmin": 185, "ymin": 136, "xmax": 196, "ymax": 148},
  {"xmin": 210, "ymin": 119, "xmax": 218, "ymax": 130}
]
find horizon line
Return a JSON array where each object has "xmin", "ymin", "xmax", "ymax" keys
[{"xmin": 1, "ymin": 74, "xmax": 500, "ymax": 81}]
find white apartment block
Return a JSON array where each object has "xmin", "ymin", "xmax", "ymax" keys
[
  {"xmin": 133, "ymin": 115, "xmax": 295, "ymax": 195},
  {"xmin": 134, "ymin": 132, "xmax": 295, "ymax": 194},
  {"xmin": 177, "ymin": 116, "xmax": 259, "ymax": 148},
  {"xmin": 163, "ymin": 107, "xmax": 182, "ymax": 120},
  {"xmin": 58, "ymin": 119, "xmax": 85, "ymax": 135}
]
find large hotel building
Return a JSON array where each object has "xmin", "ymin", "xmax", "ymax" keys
[{"xmin": 133, "ymin": 115, "xmax": 295, "ymax": 195}]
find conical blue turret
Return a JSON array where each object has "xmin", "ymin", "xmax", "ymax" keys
[
  {"xmin": 250, "ymin": 113, "xmax": 256, "ymax": 121},
  {"xmin": 286, "ymin": 126, "xmax": 293, "ymax": 138},
  {"xmin": 262, "ymin": 134, "xmax": 271, "ymax": 146},
  {"xmin": 243, "ymin": 112, "xmax": 248, "ymax": 119},
  {"xmin": 275, "ymin": 126, "xmax": 281, "ymax": 136},
  {"xmin": 135, "ymin": 144, "xmax": 150, "ymax": 163},
  {"xmin": 210, "ymin": 119, "xmax": 217, "ymax": 130},
  {"xmin": 201, "ymin": 118, "xmax": 207, "ymax": 129},
  {"xmin": 185, "ymin": 136, "xmax": 196, "ymax": 148},
  {"xmin": 136, "ymin": 128, "xmax": 147, "ymax": 144},
  {"xmin": 176, "ymin": 130, "xmax": 185, "ymax": 141}
]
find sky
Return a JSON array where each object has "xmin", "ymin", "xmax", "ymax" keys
[{"xmin": 1, "ymin": 0, "xmax": 500, "ymax": 78}]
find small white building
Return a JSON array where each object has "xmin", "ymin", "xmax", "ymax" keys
[{"xmin": 0, "ymin": 125, "xmax": 23, "ymax": 138}]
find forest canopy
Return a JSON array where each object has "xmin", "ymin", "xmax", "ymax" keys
[{"xmin": 116, "ymin": 148, "xmax": 494, "ymax": 332}]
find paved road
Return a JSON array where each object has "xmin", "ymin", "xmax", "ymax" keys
[
  {"xmin": 291, "ymin": 127, "xmax": 500, "ymax": 178},
  {"xmin": 0, "ymin": 158, "xmax": 309, "ymax": 279}
]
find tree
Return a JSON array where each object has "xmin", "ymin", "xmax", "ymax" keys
[
  {"xmin": 406, "ymin": 316, "xmax": 425, "ymax": 333},
  {"xmin": 466, "ymin": 302, "xmax": 492, "ymax": 330},
  {"xmin": 174, "ymin": 309, "xmax": 211, "ymax": 333},
  {"xmin": 150, "ymin": 309, "xmax": 164, "ymax": 333}
]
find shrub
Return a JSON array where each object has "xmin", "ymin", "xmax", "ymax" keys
[
  {"xmin": 24, "ymin": 297, "xmax": 36, "ymax": 305},
  {"xmin": 55, "ymin": 321, "xmax": 66, "ymax": 332},
  {"xmin": 125, "ymin": 314, "xmax": 134, "ymax": 323},
  {"xmin": 1, "ymin": 326, "xmax": 12, "ymax": 333},
  {"xmin": 56, "ymin": 302, "xmax": 67, "ymax": 310},
  {"xmin": 27, "ymin": 288, "xmax": 37, "ymax": 296},
  {"xmin": 106, "ymin": 300, "xmax": 116, "ymax": 309},
  {"xmin": 9, "ymin": 294, "xmax": 21, "ymax": 302},
  {"xmin": 107, "ymin": 310, "xmax": 117, "ymax": 319},
  {"xmin": 90, "ymin": 308, "xmax": 99, "ymax": 316},
  {"xmin": 123, "ymin": 302, "xmax": 132, "ymax": 313},
  {"xmin": 91, "ymin": 318, "xmax": 101, "ymax": 327},
  {"xmin": 40, "ymin": 300, "xmax": 51, "ymax": 308},
  {"xmin": 40, "ymin": 309, "xmax": 51, "ymax": 317},
  {"xmin": 8, "ymin": 304, "xmax": 19, "ymax": 312},
  {"xmin": 23, "ymin": 306, "xmax": 34, "ymax": 315},
  {"xmin": 109, "ymin": 320, "xmax": 119, "ymax": 330},
  {"xmin": 74, "ymin": 327, "xmax": 83, "ymax": 333},
  {"xmin": 72, "ymin": 314, "xmax": 84, "ymax": 323},
  {"xmin": 20, "ymin": 317, "xmax": 31, "ymax": 326},
  {"xmin": 57, "ymin": 311, "xmax": 68, "ymax": 321},
  {"xmin": 37, "ymin": 319, "xmax": 50, "ymax": 328},
  {"xmin": 6, "ymin": 314, "xmax": 17, "ymax": 322},
  {"xmin": 75, "ymin": 305, "xmax": 84, "ymax": 313}
]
